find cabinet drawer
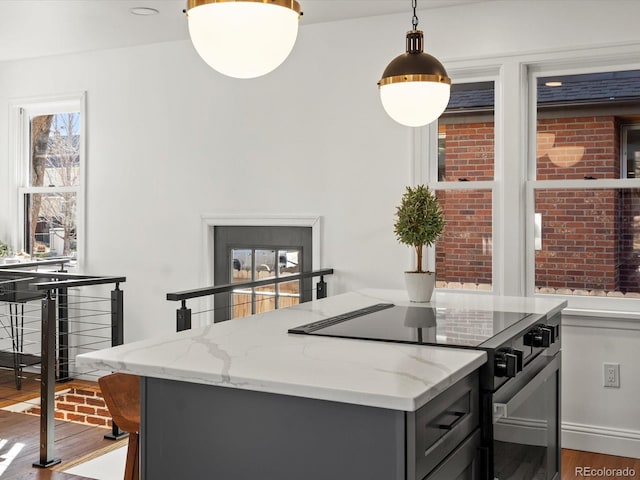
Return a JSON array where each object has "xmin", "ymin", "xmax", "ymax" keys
[
  {"xmin": 425, "ymin": 429, "xmax": 481, "ymax": 480},
  {"xmin": 406, "ymin": 371, "xmax": 479, "ymax": 480}
]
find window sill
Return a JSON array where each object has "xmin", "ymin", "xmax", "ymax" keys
[{"xmin": 562, "ymin": 308, "xmax": 640, "ymax": 331}]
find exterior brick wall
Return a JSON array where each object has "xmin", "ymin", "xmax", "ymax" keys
[
  {"xmin": 436, "ymin": 189, "xmax": 492, "ymax": 286},
  {"xmin": 436, "ymin": 123, "xmax": 494, "ymax": 286},
  {"xmin": 439, "ymin": 123, "xmax": 494, "ymax": 181},
  {"xmin": 536, "ymin": 117, "xmax": 618, "ymax": 180},
  {"xmin": 438, "ymin": 115, "xmax": 640, "ymax": 293},
  {"xmin": 25, "ymin": 385, "xmax": 112, "ymax": 429},
  {"xmin": 534, "ymin": 115, "xmax": 639, "ymax": 292},
  {"xmin": 535, "ymin": 189, "xmax": 617, "ymax": 291}
]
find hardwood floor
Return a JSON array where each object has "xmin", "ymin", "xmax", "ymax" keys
[
  {"xmin": 0, "ymin": 409, "xmax": 120, "ymax": 480},
  {"xmin": 562, "ymin": 449, "xmax": 640, "ymax": 479},
  {"xmin": 0, "ymin": 371, "xmax": 42, "ymax": 409},
  {"xmin": 1, "ymin": 369, "xmax": 120, "ymax": 480}
]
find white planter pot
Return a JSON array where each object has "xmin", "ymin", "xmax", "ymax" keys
[{"xmin": 404, "ymin": 271, "xmax": 435, "ymax": 303}]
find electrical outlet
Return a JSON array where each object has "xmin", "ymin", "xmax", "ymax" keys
[{"xmin": 603, "ymin": 363, "xmax": 620, "ymax": 388}]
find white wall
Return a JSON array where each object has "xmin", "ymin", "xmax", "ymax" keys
[
  {"xmin": 562, "ymin": 317, "xmax": 640, "ymax": 458},
  {"xmin": 1, "ymin": 0, "xmax": 640, "ymax": 457}
]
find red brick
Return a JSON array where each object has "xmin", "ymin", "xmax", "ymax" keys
[
  {"xmin": 96, "ymin": 408, "xmax": 111, "ymax": 418},
  {"xmin": 65, "ymin": 395, "xmax": 85, "ymax": 404},
  {"xmin": 74, "ymin": 389, "xmax": 98, "ymax": 397},
  {"xmin": 67, "ymin": 413, "xmax": 87, "ymax": 423},
  {"xmin": 87, "ymin": 416, "xmax": 107, "ymax": 426},
  {"xmin": 57, "ymin": 402, "xmax": 76, "ymax": 412},
  {"xmin": 86, "ymin": 397, "xmax": 106, "ymax": 407}
]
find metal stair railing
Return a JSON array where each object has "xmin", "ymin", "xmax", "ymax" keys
[{"xmin": 166, "ymin": 268, "xmax": 334, "ymax": 332}]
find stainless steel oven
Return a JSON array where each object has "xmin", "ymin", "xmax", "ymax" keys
[{"xmin": 489, "ymin": 316, "xmax": 561, "ymax": 480}]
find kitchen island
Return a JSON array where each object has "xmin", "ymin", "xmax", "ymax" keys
[{"xmin": 77, "ymin": 289, "xmax": 565, "ymax": 480}]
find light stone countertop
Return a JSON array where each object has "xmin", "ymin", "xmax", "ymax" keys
[{"xmin": 76, "ymin": 289, "xmax": 565, "ymax": 411}]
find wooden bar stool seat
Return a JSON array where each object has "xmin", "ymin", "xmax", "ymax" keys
[{"xmin": 98, "ymin": 373, "xmax": 140, "ymax": 480}]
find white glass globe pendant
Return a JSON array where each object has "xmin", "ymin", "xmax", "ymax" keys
[
  {"xmin": 378, "ymin": 1, "xmax": 450, "ymax": 127},
  {"xmin": 186, "ymin": 0, "xmax": 302, "ymax": 79}
]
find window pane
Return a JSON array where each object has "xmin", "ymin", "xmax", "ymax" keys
[
  {"xmin": 24, "ymin": 192, "xmax": 77, "ymax": 258},
  {"xmin": 536, "ymin": 70, "xmax": 640, "ymax": 180},
  {"xmin": 254, "ymin": 249, "xmax": 276, "ymax": 314},
  {"xmin": 534, "ymin": 188, "xmax": 640, "ymax": 296},
  {"xmin": 278, "ymin": 249, "xmax": 300, "ymax": 308},
  {"xmin": 435, "ymin": 189, "xmax": 492, "ymax": 290},
  {"xmin": 624, "ymin": 126, "xmax": 640, "ymax": 178},
  {"xmin": 277, "ymin": 249, "xmax": 300, "ymax": 275},
  {"xmin": 231, "ymin": 249, "xmax": 252, "ymax": 282},
  {"xmin": 30, "ymin": 113, "xmax": 80, "ymax": 188},
  {"xmin": 438, "ymin": 81, "xmax": 495, "ymax": 181},
  {"xmin": 231, "ymin": 248, "xmax": 252, "ymax": 319}
]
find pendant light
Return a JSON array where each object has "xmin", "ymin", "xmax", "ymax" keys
[
  {"xmin": 185, "ymin": 0, "xmax": 302, "ymax": 79},
  {"xmin": 378, "ymin": 0, "xmax": 451, "ymax": 127}
]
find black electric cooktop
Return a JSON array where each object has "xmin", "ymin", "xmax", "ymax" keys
[{"xmin": 288, "ymin": 303, "xmax": 537, "ymax": 348}]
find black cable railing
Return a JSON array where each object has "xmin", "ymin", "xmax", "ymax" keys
[
  {"xmin": 167, "ymin": 268, "xmax": 334, "ymax": 331},
  {"xmin": 0, "ymin": 264, "xmax": 126, "ymax": 468},
  {"xmin": 0, "ymin": 257, "xmax": 72, "ymax": 271}
]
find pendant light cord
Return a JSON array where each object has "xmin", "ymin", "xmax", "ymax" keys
[{"xmin": 411, "ymin": 0, "xmax": 418, "ymax": 31}]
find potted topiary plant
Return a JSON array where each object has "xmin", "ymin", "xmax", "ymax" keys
[{"xmin": 394, "ymin": 185, "xmax": 446, "ymax": 302}]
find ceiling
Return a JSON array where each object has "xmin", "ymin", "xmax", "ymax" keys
[{"xmin": 0, "ymin": 0, "xmax": 487, "ymax": 63}]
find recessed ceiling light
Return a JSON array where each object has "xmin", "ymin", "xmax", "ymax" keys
[
  {"xmin": 545, "ymin": 81, "xmax": 563, "ymax": 87},
  {"xmin": 130, "ymin": 7, "xmax": 159, "ymax": 16}
]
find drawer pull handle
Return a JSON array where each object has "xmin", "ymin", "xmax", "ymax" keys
[{"xmin": 435, "ymin": 411, "xmax": 466, "ymax": 430}]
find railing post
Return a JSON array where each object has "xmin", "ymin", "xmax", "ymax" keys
[
  {"xmin": 33, "ymin": 291, "xmax": 61, "ymax": 468},
  {"xmin": 177, "ymin": 300, "xmax": 192, "ymax": 332},
  {"xmin": 316, "ymin": 275, "xmax": 327, "ymax": 299},
  {"xmin": 111, "ymin": 283, "xmax": 124, "ymax": 347},
  {"xmin": 57, "ymin": 286, "xmax": 69, "ymax": 382},
  {"xmin": 105, "ymin": 283, "xmax": 127, "ymax": 440},
  {"xmin": 57, "ymin": 263, "xmax": 69, "ymax": 382}
]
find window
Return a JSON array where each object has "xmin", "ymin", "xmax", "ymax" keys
[
  {"xmin": 231, "ymin": 248, "xmax": 301, "ymax": 319},
  {"xmin": 14, "ymin": 94, "xmax": 85, "ymax": 266},
  {"xmin": 430, "ymin": 79, "xmax": 497, "ymax": 292},
  {"xmin": 622, "ymin": 125, "xmax": 640, "ymax": 178},
  {"xmin": 528, "ymin": 70, "xmax": 640, "ymax": 298},
  {"xmin": 212, "ymin": 225, "xmax": 313, "ymax": 322}
]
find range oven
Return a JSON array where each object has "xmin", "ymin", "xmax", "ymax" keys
[
  {"xmin": 289, "ymin": 303, "xmax": 561, "ymax": 480},
  {"xmin": 483, "ymin": 309, "xmax": 561, "ymax": 480}
]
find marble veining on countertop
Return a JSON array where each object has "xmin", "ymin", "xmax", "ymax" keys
[{"xmin": 77, "ymin": 289, "xmax": 564, "ymax": 411}]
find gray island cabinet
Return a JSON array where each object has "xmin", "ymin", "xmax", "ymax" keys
[
  {"xmin": 78, "ymin": 289, "xmax": 491, "ymax": 480},
  {"xmin": 141, "ymin": 368, "xmax": 480, "ymax": 480}
]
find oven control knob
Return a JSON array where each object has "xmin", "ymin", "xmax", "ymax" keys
[
  {"xmin": 502, "ymin": 347, "xmax": 524, "ymax": 372},
  {"xmin": 495, "ymin": 351, "xmax": 518, "ymax": 378},
  {"xmin": 524, "ymin": 326, "xmax": 552, "ymax": 348},
  {"xmin": 545, "ymin": 325, "xmax": 556, "ymax": 343}
]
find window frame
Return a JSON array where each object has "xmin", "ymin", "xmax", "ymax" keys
[
  {"xmin": 525, "ymin": 64, "xmax": 640, "ymax": 311},
  {"xmin": 9, "ymin": 92, "xmax": 87, "ymax": 269},
  {"xmin": 415, "ymin": 68, "xmax": 502, "ymax": 294},
  {"xmin": 411, "ymin": 45, "xmax": 640, "ymax": 314}
]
